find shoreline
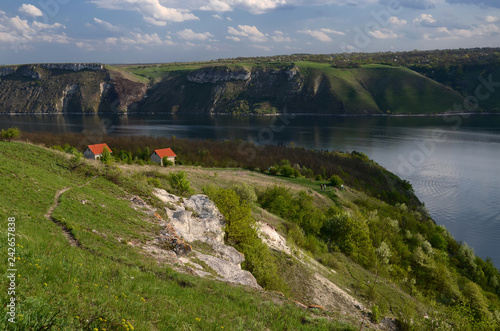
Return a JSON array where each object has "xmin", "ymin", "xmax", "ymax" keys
[{"xmin": 0, "ymin": 111, "xmax": 498, "ymax": 117}]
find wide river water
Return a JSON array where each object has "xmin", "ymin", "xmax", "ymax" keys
[{"xmin": 2, "ymin": 113, "xmax": 500, "ymax": 268}]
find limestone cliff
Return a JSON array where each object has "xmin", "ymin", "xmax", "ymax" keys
[
  {"xmin": 0, "ymin": 62, "xmax": 476, "ymax": 115},
  {"xmin": 0, "ymin": 63, "xmax": 146, "ymax": 114}
]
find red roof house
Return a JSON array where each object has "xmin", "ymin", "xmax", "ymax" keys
[
  {"xmin": 84, "ymin": 143, "xmax": 113, "ymax": 160},
  {"xmin": 151, "ymin": 148, "xmax": 176, "ymax": 166}
]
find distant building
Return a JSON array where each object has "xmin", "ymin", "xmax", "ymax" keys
[
  {"xmin": 84, "ymin": 143, "xmax": 113, "ymax": 160},
  {"xmin": 151, "ymin": 148, "xmax": 176, "ymax": 166}
]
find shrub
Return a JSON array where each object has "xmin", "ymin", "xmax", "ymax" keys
[
  {"xmin": 100, "ymin": 147, "xmax": 112, "ymax": 165},
  {"xmin": 329, "ymin": 174, "xmax": 344, "ymax": 187},
  {"xmin": 1, "ymin": 126, "xmax": 20, "ymax": 141},
  {"xmin": 68, "ymin": 152, "xmax": 84, "ymax": 171},
  {"xmin": 371, "ymin": 305, "xmax": 381, "ymax": 323},
  {"xmin": 231, "ymin": 183, "xmax": 257, "ymax": 204},
  {"xmin": 168, "ymin": 171, "xmax": 192, "ymax": 196},
  {"xmin": 162, "ymin": 157, "xmax": 174, "ymax": 167}
]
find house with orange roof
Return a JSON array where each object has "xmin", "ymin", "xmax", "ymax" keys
[
  {"xmin": 84, "ymin": 143, "xmax": 113, "ymax": 160},
  {"xmin": 150, "ymin": 148, "xmax": 176, "ymax": 166}
]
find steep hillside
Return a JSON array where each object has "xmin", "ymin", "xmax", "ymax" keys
[
  {"xmin": 1, "ymin": 140, "xmax": 500, "ymax": 330},
  {"xmin": 134, "ymin": 62, "xmax": 470, "ymax": 115},
  {"xmin": 0, "ymin": 141, "xmax": 356, "ymax": 330},
  {"xmin": 0, "ymin": 60, "xmax": 475, "ymax": 115},
  {"xmin": 0, "ymin": 64, "xmax": 147, "ymax": 114}
]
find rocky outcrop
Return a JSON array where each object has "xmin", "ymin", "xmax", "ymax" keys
[
  {"xmin": 152, "ymin": 189, "xmax": 261, "ymax": 289},
  {"xmin": 0, "ymin": 63, "xmax": 146, "ymax": 114},
  {"xmin": 187, "ymin": 66, "xmax": 251, "ymax": 83},
  {"xmin": 0, "ymin": 67, "xmax": 16, "ymax": 77},
  {"xmin": 40, "ymin": 63, "xmax": 103, "ymax": 71}
]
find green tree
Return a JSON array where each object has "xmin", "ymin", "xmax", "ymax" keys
[
  {"xmin": 203, "ymin": 186, "xmax": 285, "ymax": 291},
  {"xmin": 162, "ymin": 157, "xmax": 174, "ymax": 167},
  {"xmin": 99, "ymin": 147, "xmax": 112, "ymax": 165},
  {"xmin": 1, "ymin": 127, "xmax": 20, "ymax": 141},
  {"xmin": 168, "ymin": 171, "xmax": 192, "ymax": 196},
  {"xmin": 329, "ymin": 174, "xmax": 343, "ymax": 187}
]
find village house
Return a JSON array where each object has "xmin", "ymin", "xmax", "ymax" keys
[
  {"xmin": 84, "ymin": 143, "xmax": 113, "ymax": 160},
  {"xmin": 150, "ymin": 148, "xmax": 176, "ymax": 166}
]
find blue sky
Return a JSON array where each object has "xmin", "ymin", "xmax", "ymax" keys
[{"xmin": 0, "ymin": 0, "xmax": 499, "ymax": 64}]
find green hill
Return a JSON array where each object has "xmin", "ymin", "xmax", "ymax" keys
[{"xmin": 2, "ymin": 138, "xmax": 500, "ymax": 330}]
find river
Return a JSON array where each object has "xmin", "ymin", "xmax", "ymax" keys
[{"xmin": 2, "ymin": 113, "xmax": 500, "ymax": 267}]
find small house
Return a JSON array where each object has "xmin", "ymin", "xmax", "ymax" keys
[
  {"xmin": 151, "ymin": 148, "xmax": 176, "ymax": 166},
  {"xmin": 84, "ymin": 143, "xmax": 113, "ymax": 160}
]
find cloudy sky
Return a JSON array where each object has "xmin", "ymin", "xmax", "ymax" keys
[{"xmin": 0, "ymin": 0, "xmax": 499, "ymax": 64}]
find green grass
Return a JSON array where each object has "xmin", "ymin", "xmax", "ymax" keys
[{"xmin": 0, "ymin": 141, "xmax": 356, "ymax": 330}]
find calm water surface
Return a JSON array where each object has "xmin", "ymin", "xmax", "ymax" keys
[{"xmin": 2, "ymin": 114, "xmax": 500, "ymax": 267}]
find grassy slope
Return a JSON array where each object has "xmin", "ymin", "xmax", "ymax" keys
[{"xmin": 0, "ymin": 142, "xmax": 355, "ymax": 330}]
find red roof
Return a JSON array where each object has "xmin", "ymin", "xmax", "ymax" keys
[
  {"xmin": 154, "ymin": 148, "xmax": 176, "ymax": 158},
  {"xmin": 87, "ymin": 143, "xmax": 112, "ymax": 155}
]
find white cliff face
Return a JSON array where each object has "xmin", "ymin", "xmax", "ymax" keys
[
  {"xmin": 0, "ymin": 67, "xmax": 16, "ymax": 77},
  {"xmin": 40, "ymin": 63, "xmax": 103, "ymax": 71},
  {"xmin": 187, "ymin": 66, "xmax": 251, "ymax": 83},
  {"xmin": 153, "ymin": 189, "xmax": 261, "ymax": 289}
]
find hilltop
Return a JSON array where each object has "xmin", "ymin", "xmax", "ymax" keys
[
  {"xmin": 0, "ymin": 47, "xmax": 499, "ymax": 115},
  {"xmin": 1, "ymin": 136, "xmax": 500, "ymax": 330}
]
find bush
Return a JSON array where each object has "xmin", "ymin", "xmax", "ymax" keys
[
  {"xmin": 371, "ymin": 305, "xmax": 381, "ymax": 323},
  {"xmin": 1, "ymin": 127, "xmax": 20, "ymax": 141},
  {"xmin": 68, "ymin": 152, "xmax": 84, "ymax": 171},
  {"xmin": 329, "ymin": 174, "xmax": 344, "ymax": 187},
  {"xmin": 100, "ymin": 147, "xmax": 112, "ymax": 165},
  {"xmin": 231, "ymin": 183, "xmax": 257, "ymax": 204},
  {"xmin": 167, "ymin": 171, "xmax": 192, "ymax": 196},
  {"xmin": 162, "ymin": 157, "xmax": 174, "ymax": 167}
]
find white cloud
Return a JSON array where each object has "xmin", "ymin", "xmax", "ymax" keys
[
  {"xmin": 93, "ymin": 17, "xmax": 120, "ymax": 32},
  {"xmin": 389, "ymin": 16, "xmax": 407, "ymax": 26},
  {"xmin": 200, "ymin": 0, "xmax": 286, "ymax": 14},
  {"xmin": 368, "ymin": 28, "xmax": 399, "ymax": 39},
  {"xmin": 177, "ymin": 28, "xmax": 214, "ymax": 40},
  {"xmin": 253, "ymin": 44, "xmax": 272, "ymax": 51},
  {"xmin": 424, "ymin": 24, "xmax": 500, "ymax": 40},
  {"xmin": 0, "ymin": 12, "xmax": 68, "ymax": 47},
  {"xmin": 121, "ymin": 32, "xmax": 165, "ymax": 45},
  {"xmin": 271, "ymin": 30, "xmax": 291, "ymax": 42},
  {"xmin": 89, "ymin": 0, "xmax": 199, "ymax": 24},
  {"xmin": 18, "ymin": 4, "xmax": 43, "ymax": 17},
  {"xmin": 32, "ymin": 21, "xmax": 65, "ymax": 31},
  {"xmin": 413, "ymin": 13, "xmax": 436, "ymax": 24},
  {"xmin": 298, "ymin": 28, "xmax": 345, "ymax": 42},
  {"xmin": 485, "ymin": 15, "xmax": 498, "ymax": 23},
  {"xmin": 212, "ymin": 14, "xmax": 223, "ymax": 19},
  {"xmin": 227, "ymin": 25, "xmax": 267, "ymax": 42},
  {"xmin": 226, "ymin": 35, "xmax": 240, "ymax": 42}
]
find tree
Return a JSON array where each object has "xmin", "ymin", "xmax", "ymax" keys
[
  {"xmin": 203, "ymin": 186, "xmax": 285, "ymax": 291},
  {"xmin": 1, "ymin": 127, "xmax": 20, "ymax": 141},
  {"xmin": 162, "ymin": 157, "xmax": 174, "ymax": 167},
  {"xmin": 168, "ymin": 171, "xmax": 192, "ymax": 196},
  {"xmin": 69, "ymin": 151, "xmax": 84, "ymax": 171},
  {"xmin": 99, "ymin": 147, "xmax": 112, "ymax": 164},
  {"xmin": 329, "ymin": 174, "xmax": 343, "ymax": 187}
]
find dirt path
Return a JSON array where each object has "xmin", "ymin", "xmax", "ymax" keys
[{"xmin": 44, "ymin": 177, "xmax": 97, "ymax": 247}]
